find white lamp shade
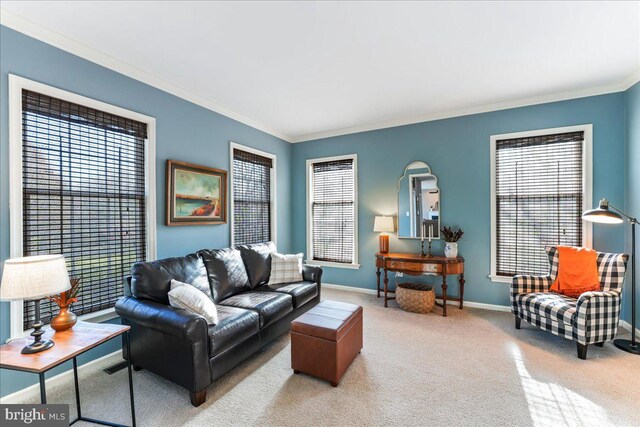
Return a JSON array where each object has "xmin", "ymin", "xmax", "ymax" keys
[
  {"xmin": 0, "ymin": 255, "xmax": 71, "ymax": 301},
  {"xmin": 373, "ymin": 216, "xmax": 395, "ymax": 233}
]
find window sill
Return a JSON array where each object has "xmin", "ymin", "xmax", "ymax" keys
[
  {"xmin": 306, "ymin": 260, "xmax": 361, "ymax": 270},
  {"xmin": 7, "ymin": 307, "xmax": 118, "ymax": 343},
  {"xmin": 488, "ymin": 274, "xmax": 513, "ymax": 284}
]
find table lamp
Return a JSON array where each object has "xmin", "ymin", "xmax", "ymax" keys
[
  {"xmin": 582, "ymin": 198, "xmax": 638, "ymax": 356},
  {"xmin": 374, "ymin": 216, "xmax": 395, "ymax": 254},
  {"xmin": 1, "ymin": 255, "xmax": 71, "ymax": 354}
]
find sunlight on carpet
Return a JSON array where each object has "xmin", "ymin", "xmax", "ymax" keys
[{"xmin": 510, "ymin": 344, "xmax": 611, "ymax": 426}]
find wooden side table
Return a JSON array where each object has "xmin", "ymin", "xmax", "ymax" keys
[
  {"xmin": 375, "ymin": 252, "xmax": 465, "ymax": 316},
  {"xmin": 0, "ymin": 321, "xmax": 136, "ymax": 427}
]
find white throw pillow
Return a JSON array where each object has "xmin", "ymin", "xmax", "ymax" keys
[
  {"xmin": 268, "ymin": 253, "xmax": 303, "ymax": 285},
  {"xmin": 168, "ymin": 279, "xmax": 218, "ymax": 325}
]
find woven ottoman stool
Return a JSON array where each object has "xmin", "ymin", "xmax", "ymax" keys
[{"xmin": 291, "ymin": 300, "xmax": 363, "ymax": 387}]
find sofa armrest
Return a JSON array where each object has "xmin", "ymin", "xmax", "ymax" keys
[
  {"xmin": 574, "ymin": 290, "xmax": 622, "ymax": 344},
  {"xmin": 115, "ymin": 296, "xmax": 208, "ymax": 345},
  {"xmin": 510, "ymin": 275, "xmax": 552, "ymax": 315},
  {"xmin": 302, "ymin": 265, "xmax": 323, "ymax": 285},
  {"xmin": 115, "ymin": 296, "xmax": 211, "ymax": 393}
]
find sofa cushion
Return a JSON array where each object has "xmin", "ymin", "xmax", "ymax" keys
[
  {"xmin": 516, "ymin": 292, "xmax": 577, "ymax": 326},
  {"xmin": 208, "ymin": 305, "xmax": 259, "ymax": 356},
  {"xmin": 256, "ymin": 281, "xmax": 317, "ymax": 308},
  {"xmin": 130, "ymin": 253, "xmax": 209, "ymax": 304},
  {"xmin": 237, "ymin": 242, "xmax": 277, "ymax": 288},
  {"xmin": 199, "ymin": 248, "xmax": 251, "ymax": 303},
  {"xmin": 219, "ymin": 291, "xmax": 293, "ymax": 328}
]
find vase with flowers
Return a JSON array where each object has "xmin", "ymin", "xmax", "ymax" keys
[
  {"xmin": 48, "ymin": 277, "xmax": 81, "ymax": 331},
  {"xmin": 441, "ymin": 226, "xmax": 464, "ymax": 258}
]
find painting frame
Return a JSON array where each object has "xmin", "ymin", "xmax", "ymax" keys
[{"xmin": 166, "ymin": 160, "xmax": 227, "ymax": 226}]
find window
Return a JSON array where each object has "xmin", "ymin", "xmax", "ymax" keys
[
  {"xmin": 307, "ymin": 155, "xmax": 359, "ymax": 268},
  {"xmin": 231, "ymin": 143, "xmax": 276, "ymax": 246},
  {"xmin": 9, "ymin": 76, "xmax": 156, "ymax": 337},
  {"xmin": 490, "ymin": 125, "xmax": 592, "ymax": 282}
]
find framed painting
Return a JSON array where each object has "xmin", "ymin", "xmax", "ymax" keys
[{"xmin": 166, "ymin": 160, "xmax": 227, "ymax": 226}]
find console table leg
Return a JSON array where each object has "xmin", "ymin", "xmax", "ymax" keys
[
  {"xmin": 383, "ymin": 269, "xmax": 389, "ymax": 308},
  {"xmin": 441, "ymin": 276, "xmax": 448, "ymax": 317},
  {"xmin": 459, "ymin": 274, "xmax": 465, "ymax": 310},
  {"xmin": 376, "ymin": 268, "xmax": 381, "ymax": 298}
]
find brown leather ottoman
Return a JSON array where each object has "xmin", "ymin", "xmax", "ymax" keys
[{"xmin": 291, "ymin": 300, "xmax": 363, "ymax": 386}]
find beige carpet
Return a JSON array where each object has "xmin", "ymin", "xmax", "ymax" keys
[{"xmin": 18, "ymin": 288, "xmax": 640, "ymax": 426}]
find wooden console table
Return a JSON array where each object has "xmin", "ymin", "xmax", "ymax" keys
[{"xmin": 375, "ymin": 252, "xmax": 465, "ymax": 317}]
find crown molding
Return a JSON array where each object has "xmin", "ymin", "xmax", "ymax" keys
[
  {"xmin": 292, "ymin": 73, "xmax": 638, "ymax": 143},
  {"xmin": 2, "ymin": 7, "xmax": 637, "ymax": 145},
  {"xmin": 0, "ymin": 7, "xmax": 293, "ymax": 142}
]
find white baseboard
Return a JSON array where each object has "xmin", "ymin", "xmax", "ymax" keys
[
  {"xmin": 322, "ymin": 283, "xmax": 511, "ymax": 312},
  {"xmin": 619, "ymin": 320, "xmax": 640, "ymax": 337},
  {"xmin": 0, "ymin": 350, "xmax": 122, "ymax": 404},
  {"xmin": 323, "ymin": 283, "xmax": 378, "ymax": 295}
]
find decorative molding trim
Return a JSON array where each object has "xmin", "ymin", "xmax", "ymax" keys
[
  {"xmin": 2, "ymin": 7, "xmax": 637, "ymax": 145},
  {"xmin": 0, "ymin": 7, "xmax": 292, "ymax": 143},
  {"xmin": 322, "ymin": 283, "xmax": 377, "ymax": 295},
  {"xmin": 322, "ymin": 283, "xmax": 512, "ymax": 312},
  {"xmin": 620, "ymin": 67, "xmax": 640, "ymax": 91},
  {"xmin": 291, "ymin": 79, "xmax": 635, "ymax": 143},
  {"xmin": 619, "ymin": 320, "xmax": 640, "ymax": 338},
  {"xmin": 0, "ymin": 350, "xmax": 121, "ymax": 404}
]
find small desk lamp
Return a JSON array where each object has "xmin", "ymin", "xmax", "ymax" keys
[
  {"xmin": 1, "ymin": 255, "xmax": 71, "ymax": 354},
  {"xmin": 582, "ymin": 198, "xmax": 638, "ymax": 355},
  {"xmin": 374, "ymin": 216, "xmax": 395, "ymax": 254}
]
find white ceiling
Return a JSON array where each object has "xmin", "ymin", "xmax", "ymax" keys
[{"xmin": 1, "ymin": 1, "xmax": 639, "ymax": 142}]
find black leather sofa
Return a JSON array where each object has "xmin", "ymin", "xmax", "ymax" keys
[{"xmin": 115, "ymin": 242, "xmax": 322, "ymax": 406}]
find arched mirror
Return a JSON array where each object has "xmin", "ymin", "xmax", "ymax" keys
[{"xmin": 397, "ymin": 161, "xmax": 440, "ymax": 239}]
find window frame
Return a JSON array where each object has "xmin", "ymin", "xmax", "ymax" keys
[
  {"xmin": 8, "ymin": 75, "xmax": 157, "ymax": 339},
  {"xmin": 489, "ymin": 124, "xmax": 592, "ymax": 283},
  {"xmin": 306, "ymin": 154, "xmax": 360, "ymax": 270},
  {"xmin": 229, "ymin": 141, "xmax": 277, "ymax": 247}
]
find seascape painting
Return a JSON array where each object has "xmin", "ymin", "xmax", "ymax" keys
[{"xmin": 166, "ymin": 160, "xmax": 227, "ymax": 225}]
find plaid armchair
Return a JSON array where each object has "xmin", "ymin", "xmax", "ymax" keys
[{"xmin": 510, "ymin": 246, "xmax": 628, "ymax": 359}]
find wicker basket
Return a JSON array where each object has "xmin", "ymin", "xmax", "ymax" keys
[{"xmin": 396, "ymin": 283, "xmax": 435, "ymax": 314}]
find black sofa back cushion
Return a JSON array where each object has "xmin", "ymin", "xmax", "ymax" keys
[
  {"xmin": 237, "ymin": 242, "xmax": 277, "ymax": 288},
  {"xmin": 198, "ymin": 248, "xmax": 251, "ymax": 303},
  {"xmin": 130, "ymin": 253, "xmax": 209, "ymax": 304}
]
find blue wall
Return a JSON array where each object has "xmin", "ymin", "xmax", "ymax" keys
[
  {"xmin": 1, "ymin": 23, "xmax": 637, "ymax": 398},
  {"xmin": 291, "ymin": 93, "xmax": 628, "ymax": 312},
  {"xmin": 625, "ymin": 82, "xmax": 640, "ymax": 329},
  {"xmin": 0, "ymin": 26, "xmax": 292, "ymax": 397}
]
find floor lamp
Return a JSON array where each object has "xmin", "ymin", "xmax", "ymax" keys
[{"xmin": 582, "ymin": 199, "xmax": 639, "ymax": 355}]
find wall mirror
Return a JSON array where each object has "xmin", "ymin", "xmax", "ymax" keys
[{"xmin": 397, "ymin": 161, "xmax": 440, "ymax": 239}]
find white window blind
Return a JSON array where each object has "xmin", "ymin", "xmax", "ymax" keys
[
  {"xmin": 495, "ymin": 131, "xmax": 585, "ymax": 277},
  {"xmin": 310, "ymin": 158, "xmax": 356, "ymax": 264}
]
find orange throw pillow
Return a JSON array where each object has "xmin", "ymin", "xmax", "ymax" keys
[{"xmin": 550, "ymin": 246, "xmax": 600, "ymax": 298}]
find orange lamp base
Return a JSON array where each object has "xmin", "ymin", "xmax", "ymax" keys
[{"xmin": 379, "ymin": 234, "xmax": 389, "ymax": 253}]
